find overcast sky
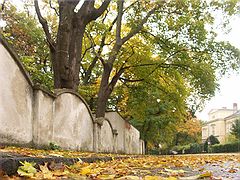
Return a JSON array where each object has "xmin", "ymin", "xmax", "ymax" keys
[{"xmin": 196, "ymin": 15, "xmax": 240, "ymax": 121}]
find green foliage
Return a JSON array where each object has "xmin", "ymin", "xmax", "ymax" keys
[
  {"xmin": 17, "ymin": 161, "xmax": 37, "ymax": 178},
  {"xmin": 225, "ymin": 134, "xmax": 238, "ymax": 143},
  {"xmin": 207, "ymin": 135, "xmax": 220, "ymax": 145},
  {"xmin": 204, "ymin": 135, "xmax": 220, "ymax": 151},
  {"xmin": 2, "ymin": 2, "xmax": 53, "ymax": 90},
  {"xmin": 172, "ymin": 143, "xmax": 203, "ymax": 154},
  {"xmin": 49, "ymin": 142, "xmax": 61, "ymax": 150},
  {"xmin": 231, "ymin": 119, "xmax": 240, "ymax": 140},
  {"xmin": 211, "ymin": 141, "xmax": 240, "ymax": 153}
]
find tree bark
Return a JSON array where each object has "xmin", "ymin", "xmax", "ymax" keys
[
  {"xmin": 95, "ymin": 43, "xmax": 122, "ymax": 118},
  {"xmin": 95, "ymin": 63, "xmax": 112, "ymax": 118},
  {"xmin": 95, "ymin": 0, "xmax": 160, "ymax": 118},
  {"xmin": 35, "ymin": 0, "xmax": 110, "ymax": 90},
  {"xmin": 54, "ymin": 1, "xmax": 84, "ymax": 89}
]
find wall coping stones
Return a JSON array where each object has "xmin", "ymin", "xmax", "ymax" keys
[{"xmin": 33, "ymin": 85, "xmax": 56, "ymax": 98}]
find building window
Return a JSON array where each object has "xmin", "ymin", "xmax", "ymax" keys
[
  {"xmin": 211, "ymin": 124, "xmax": 216, "ymax": 135},
  {"xmin": 202, "ymin": 128, "xmax": 207, "ymax": 137}
]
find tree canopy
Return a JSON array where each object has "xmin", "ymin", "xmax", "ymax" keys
[{"xmin": 231, "ymin": 119, "xmax": 240, "ymax": 140}]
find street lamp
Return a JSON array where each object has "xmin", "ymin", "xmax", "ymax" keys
[{"xmin": 208, "ymin": 141, "xmax": 211, "ymax": 153}]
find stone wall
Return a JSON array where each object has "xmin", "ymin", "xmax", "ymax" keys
[
  {"xmin": 0, "ymin": 37, "xmax": 144, "ymax": 154},
  {"xmin": 105, "ymin": 112, "xmax": 144, "ymax": 154},
  {"xmin": 0, "ymin": 40, "xmax": 33, "ymax": 145}
]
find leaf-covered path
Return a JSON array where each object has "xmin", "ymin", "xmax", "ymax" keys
[{"xmin": 0, "ymin": 147, "xmax": 239, "ymax": 179}]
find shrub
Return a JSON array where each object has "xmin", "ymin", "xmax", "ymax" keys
[
  {"xmin": 172, "ymin": 143, "xmax": 203, "ymax": 154},
  {"xmin": 231, "ymin": 119, "xmax": 240, "ymax": 140},
  {"xmin": 204, "ymin": 135, "xmax": 220, "ymax": 151},
  {"xmin": 211, "ymin": 141, "xmax": 240, "ymax": 153},
  {"xmin": 49, "ymin": 142, "xmax": 61, "ymax": 150}
]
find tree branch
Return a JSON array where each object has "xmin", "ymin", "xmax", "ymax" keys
[
  {"xmin": 108, "ymin": 66, "xmax": 125, "ymax": 91},
  {"xmin": 1, "ymin": 0, "xmax": 6, "ymax": 11},
  {"xmin": 82, "ymin": 45, "xmax": 94, "ymax": 61},
  {"xmin": 92, "ymin": 0, "xmax": 111, "ymax": 20},
  {"xmin": 121, "ymin": 3, "xmax": 163, "ymax": 44},
  {"xmin": 116, "ymin": 0, "xmax": 124, "ymax": 45},
  {"xmin": 49, "ymin": 0, "xmax": 59, "ymax": 16},
  {"xmin": 34, "ymin": 0, "xmax": 55, "ymax": 52},
  {"xmin": 86, "ymin": 32, "xmax": 105, "ymax": 65},
  {"xmin": 101, "ymin": 8, "xmax": 109, "ymax": 23},
  {"xmin": 119, "ymin": 77, "xmax": 144, "ymax": 83}
]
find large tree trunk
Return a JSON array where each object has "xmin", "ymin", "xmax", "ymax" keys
[
  {"xmin": 95, "ymin": 44, "xmax": 122, "ymax": 118},
  {"xmin": 35, "ymin": 0, "xmax": 111, "ymax": 91},
  {"xmin": 95, "ymin": 64, "xmax": 112, "ymax": 118},
  {"xmin": 54, "ymin": 1, "xmax": 84, "ymax": 90}
]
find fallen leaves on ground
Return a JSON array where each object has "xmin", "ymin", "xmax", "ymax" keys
[
  {"xmin": 3, "ymin": 154, "xmax": 237, "ymax": 179},
  {"xmin": 0, "ymin": 146, "xmax": 239, "ymax": 179},
  {"xmin": 0, "ymin": 146, "xmax": 122, "ymax": 158}
]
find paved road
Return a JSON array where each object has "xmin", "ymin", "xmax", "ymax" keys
[{"xmin": 174, "ymin": 153, "xmax": 240, "ymax": 179}]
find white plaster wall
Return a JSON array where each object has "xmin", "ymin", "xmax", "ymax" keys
[
  {"xmin": 207, "ymin": 120, "xmax": 226, "ymax": 143},
  {"xmin": 99, "ymin": 120, "xmax": 114, "ymax": 152},
  {"xmin": 124, "ymin": 123, "xmax": 140, "ymax": 154},
  {"xmin": 201, "ymin": 126, "xmax": 208, "ymax": 141},
  {"xmin": 129, "ymin": 125, "xmax": 140, "ymax": 154},
  {"xmin": 0, "ymin": 43, "xmax": 33, "ymax": 144},
  {"xmin": 53, "ymin": 93, "xmax": 94, "ymax": 151},
  {"xmin": 106, "ymin": 112, "xmax": 142, "ymax": 154},
  {"xmin": 33, "ymin": 89, "xmax": 54, "ymax": 146},
  {"xmin": 139, "ymin": 139, "xmax": 145, "ymax": 154},
  {"xmin": 105, "ymin": 112, "xmax": 125, "ymax": 153}
]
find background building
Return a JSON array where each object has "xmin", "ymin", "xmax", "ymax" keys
[{"xmin": 202, "ymin": 103, "xmax": 239, "ymax": 143}]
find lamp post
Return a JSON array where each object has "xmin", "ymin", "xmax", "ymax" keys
[
  {"xmin": 158, "ymin": 143, "xmax": 162, "ymax": 155},
  {"xmin": 208, "ymin": 141, "xmax": 211, "ymax": 153}
]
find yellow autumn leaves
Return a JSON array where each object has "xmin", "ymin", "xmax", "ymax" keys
[
  {"xmin": 1, "ymin": 147, "xmax": 239, "ymax": 179},
  {"xmin": 14, "ymin": 154, "xmax": 240, "ymax": 179}
]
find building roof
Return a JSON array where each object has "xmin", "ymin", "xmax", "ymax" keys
[
  {"xmin": 224, "ymin": 110, "xmax": 240, "ymax": 120},
  {"xmin": 202, "ymin": 118, "xmax": 224, "ymax": 126},
  {"xmin": 208, "ymin": 108, "xmax": 235, "ymax": 115},
  {"xmin": 202, "ymin": 110, "xmax": 240, "ymax": 127}
]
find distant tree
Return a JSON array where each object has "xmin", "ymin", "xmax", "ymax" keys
[
  {"xmin": 204, "ymin": 135, "xmax": 220, "ymax": 151},
  {"xmin": 175, "ymin": 115, "xmax": 202, "ymax": 145},
  {"xmin": 231, "ymin": 119, "xmax": 240, "ymax": 140},
  {"xmin": 208, "ymin": 135, "xmax": 220, "ymax": 145},
  {"xmin": 1, "ymin": 2, "xmax": 53, "ymax": 89}
]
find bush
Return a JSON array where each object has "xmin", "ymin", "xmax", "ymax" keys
[
  {"xmin": 231, "ymin": 119, "xmax": 240, "ymax": 140},
  {"xmin": 49, "ymin": 142, "xmax": 61, "ymax": 150},
  {"xmin": 211, "ymin": 141, "xmax": 240, "ymax": 153},
  {"xmin": 148, "ymin": 149, "xmax": 159, "ymax": 155},
  {"xmin": 172, "ymin": 143, "xmax": 203, "ymax": 154},
  {"xmin": 204, "ymin": 135, "xmax": 220, "ymax": 151}
]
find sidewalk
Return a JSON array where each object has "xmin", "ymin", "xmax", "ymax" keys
[
  {"xmin": 0, "ymin": 146, "xmax": 239, "ymax": 179},
  {"xmin": 0, "ymin": 148, "xmax": 129, "ymax": 175}
]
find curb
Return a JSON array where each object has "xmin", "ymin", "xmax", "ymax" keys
[{"xmin": 0, "ymin": 156, "xmax": 128, "ymax": 175}]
